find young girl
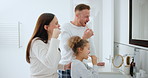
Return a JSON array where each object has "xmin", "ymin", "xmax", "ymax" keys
[
  {"xmin": 68, "ymin": 36, "xmax": 99, "ymax": 78},
  {"xmin": 26, "ymin": 13, "xmax": 70, "ymax": 78}
]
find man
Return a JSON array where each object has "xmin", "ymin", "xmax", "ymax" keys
[{"xmin": 58, "ymin": 4, "xmax": 104, "ymax": 78}]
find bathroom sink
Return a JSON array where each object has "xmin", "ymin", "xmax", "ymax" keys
[
  {"xmin": 87, "ymin": 62, "xmax": 130, "ymax": 78},
  {"xmin": 99, "ymin": 73, "xmax": 125, "ymax": 78}
]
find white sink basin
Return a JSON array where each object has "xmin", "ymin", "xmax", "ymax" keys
[
  {"xmin": 87, "ymin": 62, "xmax": 131, "ymax": 78},
  {"xmin": 99, "ymin": 73, "xmax": 125, "ymax": 78}
]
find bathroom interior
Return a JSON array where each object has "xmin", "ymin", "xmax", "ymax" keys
[{"xmin": 0, "ymin": 0, "xmax": 148, "ymax": 78}]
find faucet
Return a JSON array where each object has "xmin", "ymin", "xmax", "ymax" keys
[{"xmin": 105, "ymin": 55, "xmax": 112, "ymax": 63}]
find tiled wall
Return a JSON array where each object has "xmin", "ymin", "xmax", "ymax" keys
[{"xmin": 114, "ymin": 42, "xmax": 148, "ymax": 74}]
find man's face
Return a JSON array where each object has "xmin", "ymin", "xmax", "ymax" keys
[{"xmin": 77, "ymin": 9, "xmax": 90, "ymax": 27}]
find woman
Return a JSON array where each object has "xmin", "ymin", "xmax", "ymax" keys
[{"xmin": 26, "ymin": 13, "xmax": 70, "ymax": 78}]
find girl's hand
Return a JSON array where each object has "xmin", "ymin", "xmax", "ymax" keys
[
  {"xmin": 97, "ymin": 62, "xmax": 105, "ymax": 66},
  {"xmin": 90, "ymin": 55, "xmax": 97, "ymax": 65}
]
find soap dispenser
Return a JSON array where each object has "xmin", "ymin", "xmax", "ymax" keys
[{"xmin": 130, "ymin": 57, "xmax": 136, "ymax": 77}]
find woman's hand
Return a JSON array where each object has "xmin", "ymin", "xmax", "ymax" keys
[
  {"xmin": 64, "ymin": 62, "xmax": 71, "ymax": 70},
  {"xmin": 52, "ymin": 28, "xmax": 61, "ymax": 39}
]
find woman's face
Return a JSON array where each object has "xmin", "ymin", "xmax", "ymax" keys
[
  {"xmin": 81, "ymin": 43, "xmax": 90, "ymax": 59},
  {"xmin": 46, "ymin": 16, "xmax": 60, "ymax": 34}
]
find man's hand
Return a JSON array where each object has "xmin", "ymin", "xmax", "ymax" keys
[
  {"xmin": 64, "ymin": 62, "xmax": 71, "ymax": 70},
  {"xmin": 82, "ymin": 29, "xmax": 94, "ymax": 39}
]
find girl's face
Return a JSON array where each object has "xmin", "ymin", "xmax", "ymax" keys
[
  {"xmin": 81, "ymin": 43, "xmax": 90, "ymax": 59},
  {"xmin": 45, "ymin": 16, "xmax": 60, "ymax": 34}
]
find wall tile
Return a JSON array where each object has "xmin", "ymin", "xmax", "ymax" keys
[{"xmin": 114, "ymin": 43, "xmax": 148, "ymax": 74}]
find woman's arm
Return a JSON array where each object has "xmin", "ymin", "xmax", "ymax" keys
[{"xmin": 32, "ymin": 38, "xmax": 60, "ymax": 69}]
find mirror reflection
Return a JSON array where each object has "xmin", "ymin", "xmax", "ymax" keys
[{"xmin": 132, "ymin": 0, "xmax": 148, "ymax": 40}]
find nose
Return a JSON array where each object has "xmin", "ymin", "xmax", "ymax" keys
[
  {"xmin": 88, "ymin": 18, "xmax": 89, "ymax": 22},
  {"xmin": 88, "ymin": 51, "xmax": 90, "ymax": 54},
  {"xmin": 86, "ymin": 18, "xmax": 89, "ymax": 22},
  {"xmin": 58, "ymin": 24, "xmax": 60, "ymax": 28},
  {"xmin": 58, "ymin": 24, "xmax": 61, "ymax": 30}
]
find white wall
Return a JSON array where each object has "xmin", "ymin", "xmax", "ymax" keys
[
  {"xmin": 0, "ymin": 0, "xmax": 70, "ymax": 78},
  {"xmin": 114, "ymin": 0, "xmax": 129, "ymax": 44},
  {"xmin": 102, "ymin": 0, "xmax": 114, "ymax": 62}
]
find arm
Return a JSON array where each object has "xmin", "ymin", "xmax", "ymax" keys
[
  {"xmin": 89, "ymin": 37, "xmax": 96, "ymax": 55},
  {"xmin": 32, "ymin": 38, "xmax": 60, "ymax": 69},
  {"xmin": 73, "ymin": 62, "xmax": 99, "ymax": 78},
  {"xmin": 58, "ymin": 28, "xmax": 72, "ymax": 70},
  {"xmin": 81, "ymin": 64, "xmax": 98, "ymax": 78},
  {"xmin": 84, "ymin": 63, "xmax": 98, "ymax": 72},
  {"xmin": 59, "ymin": 30, "xmax": 73, "ymax": 64},
  {"xmin": 85, "ymin": 55, "xmax": 98, "ymax": 72},
  {"xmin": 58, "ymin": 64, "xmax": 64, "ymax": 70},
  {"xmin": 59, "ymin": 31, "xmax": 71, "ymax": 50},
  {"xmin": 82, "ymin": 27, "xmax": 96, "ymax": 55},
  {"xmin": 58, "ymin": 62, "xmax": 71, "ymax": 71}
]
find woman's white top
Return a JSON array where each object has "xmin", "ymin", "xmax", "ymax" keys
[
  {"xmin": 30, "ymin": 38, "xmax": 64, "ymax": 78},
  {"xmin": 71, "ymin": 59, "xmax": 99, "ymax": 78}
]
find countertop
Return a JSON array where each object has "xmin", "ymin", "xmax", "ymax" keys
[{"xmin": 87, "ymin": 62, "xmax": 132, "ymax": 78}]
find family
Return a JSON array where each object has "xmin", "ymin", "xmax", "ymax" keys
[{"xmin": 26, "ymin": 4, "xmax": 104, "ymax": 78}]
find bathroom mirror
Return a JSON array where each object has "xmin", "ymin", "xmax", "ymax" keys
[
  {"xmin": 129, "ymin": 0, "xmax": 148, "ymax": 47},
  {"xmin": 112, "ymin": 55, "xmax": 124, "ymax": 68}
]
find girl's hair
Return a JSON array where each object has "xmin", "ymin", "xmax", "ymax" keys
[
  {"xmin": 26, "ymin": 13, "xmax": 55, "ymax": 63},
  {"xmin": 68, "ymin": 36, "xmax": 89, "ymax": 55}
]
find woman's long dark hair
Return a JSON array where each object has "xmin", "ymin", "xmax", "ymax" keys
[{"xmin": 26, "ymin": 13, "xmax": 55, "ymax": 63}]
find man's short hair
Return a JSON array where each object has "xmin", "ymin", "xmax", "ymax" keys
[{"xmin": 75, "ymin": 4, "xmax": 90, "ymax": 12}]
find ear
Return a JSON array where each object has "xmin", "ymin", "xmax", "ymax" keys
[
  {"xmin": 75, "ymin": 11, "xmax": 79, "ymax": 17},
  {"xmin": 76, "ymin": 14, "xmax": 79, "ymax": 17},
  {"xmin": 77, "ymin": 48, "xmax": 83, "ymax": 53},
  {"xmin": 44, "ymin": 25, "xmax": 48, "ymax": 30}
]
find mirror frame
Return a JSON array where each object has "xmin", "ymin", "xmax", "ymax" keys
[
  {"xmin": 112, "ymin": 55, "xmax": 124, "ymax": 68},
  {"xmin": 129, "ymin": 0, "xmax": 148, "ymax": 47}
]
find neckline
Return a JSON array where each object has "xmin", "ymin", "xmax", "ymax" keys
[{"xmin": 70, "ymin": 21, "xmax": 86, "ymax": 29}]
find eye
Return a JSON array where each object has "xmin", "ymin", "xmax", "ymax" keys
[{"xmin": 56, "ymin": 21, "xmax": 58, "ymax": 25}]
